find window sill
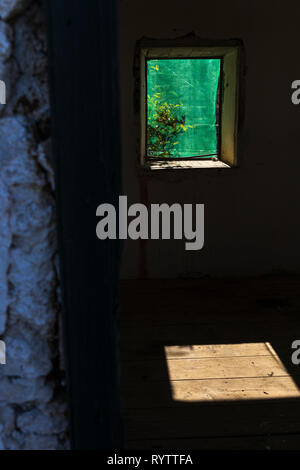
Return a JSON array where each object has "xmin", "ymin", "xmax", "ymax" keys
[{"xmin": 143, "ymin": 159, "xmax": 231, "ymax": 170}]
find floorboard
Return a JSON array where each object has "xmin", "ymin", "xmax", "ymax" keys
[{"xmin": 120, "ymin": 276, "xmax": 300, "ymax": 450}]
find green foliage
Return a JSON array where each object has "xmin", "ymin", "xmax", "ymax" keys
[
  {"xmin": 147, "ymin": 93, "xmax": 189, "ymax": 158},
  {"xmin": 146, "ymin": 58, "xmax": 220, "ymax": 158}
]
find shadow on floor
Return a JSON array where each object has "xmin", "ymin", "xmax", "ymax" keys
[{"xmin": 120, "ymin": 275, "xmax": 300, "ymax": 450}]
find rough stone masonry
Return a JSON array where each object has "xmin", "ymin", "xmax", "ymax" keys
[{"xmin": 0, "ymin": 0, "xmax": 68, "ymax": 450}]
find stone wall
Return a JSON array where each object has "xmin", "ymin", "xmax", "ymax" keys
[{"xmin": 0, "ymin": 0, "xmax": 68, "ymax": 450}]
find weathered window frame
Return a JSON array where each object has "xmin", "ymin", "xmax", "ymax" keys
[{"xmin": 139, "ymin": 42, "xmax": 242, "ymax": 170}]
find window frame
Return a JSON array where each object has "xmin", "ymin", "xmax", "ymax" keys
[{"xmin": 139, "ymin": 42, "xmax": 242, "ymax": 170}]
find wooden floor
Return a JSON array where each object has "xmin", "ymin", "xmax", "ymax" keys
[{"xmin": 120, "ymin": 276, "xmax": 300, "ymax": 450}]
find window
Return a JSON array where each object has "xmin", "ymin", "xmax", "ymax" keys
[{"xmin": 139, "ymin": 44, "xmax": 241, "ymax": 170}]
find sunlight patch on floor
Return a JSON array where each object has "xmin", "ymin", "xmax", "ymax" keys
[{"xmin": 164, "ymin": 342, "xmax": 300, "ymax": 402}]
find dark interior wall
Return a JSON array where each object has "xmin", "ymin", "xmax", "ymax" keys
[{"xmin": 119, "ymin": 0, "xmax": 300, "ymax": 279}]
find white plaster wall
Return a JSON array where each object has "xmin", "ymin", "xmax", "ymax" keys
[{"xmin": 119, "ymin": 0, "xmax": 300, "ymax": 279}]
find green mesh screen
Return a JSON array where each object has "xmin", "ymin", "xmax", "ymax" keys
[{"xmin": 146, "ymin": 58, "xmax": 221, "ymax": 159}]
